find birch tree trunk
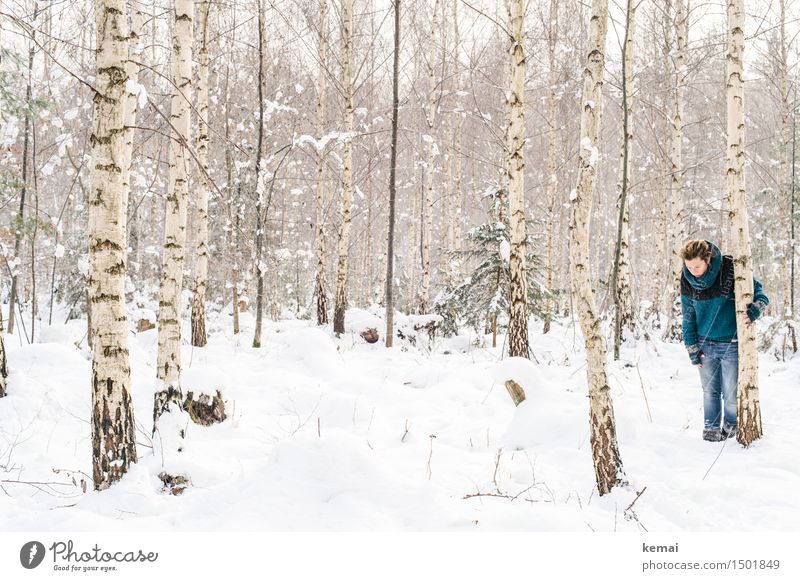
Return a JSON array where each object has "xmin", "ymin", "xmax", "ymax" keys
[
  {"xmin": 124, "ymin": 7, "xmax": 143, "ymax": 275},
  {"xmin": 778, "ymin": 0, "xmax": 791, "ymax": 319},
  {"xmin": 664, "ymin": 0, "xmax": 687, "ymax": 342},
  {"xmin": 569, "ymin": 0, "xmax": 625, "ymax": 495},
  {"xmin": 252, "ymin": 0, "xmax": 267, "ymax": 348},
  {"xmin": 385, "ymin": 0, "xmax": 401, "ymax": 348},
  {"xmin": 333, "ymin": 0, "xmax": 354, "ymax": 334},
  {"xmin": 451, "ymin": 0, "xmax": 463, "ymax": 262},
  {"xmin": 154, "ymin": 0, "xmax": 194, "ymax": 428},
  {"xmin": 726, "ymin": 0, "xmax": 762, "ymax": 446},
  {"xmin": 611, "ymin": 0, "xmax": 635, "ymax": 360},
  {"xmin": 314, "ymin": 0, "xmax": 330, "ymax": 325},
  {"xmin": 89, "ymin": 0, "xmax": 137, "ymax": 489},
  {"xmin": 419, "ymin": 0, "xmax": 440, "ymax": 314},
  {"xmin": 506, "ymin": 0, "xmax": 529, "ymax": 359},
  {"xmin": 191, "ymin": 0, "xmax": 211, "ymax": 348},
  {"xmin": 543, "ymin": 0, "xmax": 558, "ymax": 334},
  {"xmin": 0, "ymin": 326, "xmax": 7, "ymax": 397},
  {"xmin": 224, "ymin": 8, "xmax": 240, "ymax": 336},
  {"xmin": 7, "ymin": 2, "xmax": 40, "ymax": 337},
  {"xmin": 407, "ymin": 175, "xmax": 420, "ymax": 314}
]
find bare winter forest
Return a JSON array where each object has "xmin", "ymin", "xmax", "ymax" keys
[{"xmin": 0, "ymin": 0, "xmax": 799, "ymax": 507}]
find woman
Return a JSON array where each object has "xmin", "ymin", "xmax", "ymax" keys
[{"xmin": 680, "ymin": 240, "xmax": 769, "ymax": 442}]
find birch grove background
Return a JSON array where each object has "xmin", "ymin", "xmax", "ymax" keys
[
  {"xmin": 1, "ymin": 0, "xmax": 797, "ymax": 349},
  {"xmin": 0, "ymin": 0, "xmax": 799, "ymax": 520}
]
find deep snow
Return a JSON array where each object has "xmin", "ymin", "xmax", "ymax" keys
[{"xmin": 1, "ymin": 305, "xmax": 799, "ymax": 532}]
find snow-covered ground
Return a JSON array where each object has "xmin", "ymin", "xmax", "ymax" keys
[{"xmin": 1, "ymin": 305, "xmax": 799, "ymax": 532}]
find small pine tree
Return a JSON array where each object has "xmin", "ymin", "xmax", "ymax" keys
[{"xmin": 434, "ymin": 187, "xmax": 547, "ymax": 339}]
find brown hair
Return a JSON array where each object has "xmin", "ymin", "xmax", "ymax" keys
[{"xmin": 681, "ymin": 239, "xmax": 712, "ymax": 263}]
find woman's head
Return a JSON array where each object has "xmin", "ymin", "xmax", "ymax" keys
[{"xmin": 682, "ymin": 239, "xmax": 713, "ymax": 277}]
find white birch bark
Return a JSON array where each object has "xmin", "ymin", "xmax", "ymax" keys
[
  {"xmin": 726, "ymin": 0, "xmax": 762, "ymax": 445},
  {"xmin": 779, "ymin": 0, "xmax": 791, "ymax": 317},
  {"xmin": 419, "ymin": 0, "xmax": 440, "ymax": 314},
  {"xmin": 89, "ymin": 0, "xmax": 137, "ymax": 489},
  {"xmin": 1, "ymin": 314, "xmax": 7, "ymax": 397},
  {"xmin": 154, "ymin": 0, "xmax": 194, "ymax": 426},
  {"xmin": 452, "ymin": 0, "xmax": 463, "ymax": 259},
  {"xmin": 506, "ymin": 0, "xmax": 529, "ymax": 359},
  {"xmin": 543, "ymin": 0, "xmax": 558, "ymax": 334},
  {"xmin": 333, "ymin": 0, "xmax": 354, "ymax": 333},
  {"xmin": 314, "ymin": 0, "xmax": 329, "ymax": 325},
  {"xmin": 612, "ymin": 0, "xmax": 635, "ymax": 358},
  {"xmin": 664, "ymin": 0, "xmax": 687, "ymax": 341},
  {"xmin": 123, "ymin": 7, "xmax": 143, "ymax": 272},
  {"xmin": 191, "ymin": 0, "xmax": 210, "ymax": 348},
  {"xmin": 252, "ymin": 1, "xmax": 268, "ymax": 348},
  {"xmin": 569, "ymin": 0, "xmax": 625, "ymax": 495}
]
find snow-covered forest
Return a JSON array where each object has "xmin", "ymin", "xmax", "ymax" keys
[{"xmin": 1, "ymin": 0, "xmax": 799, "ymax": 542}]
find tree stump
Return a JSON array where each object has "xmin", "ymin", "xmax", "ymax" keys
[
  {"xmin": 158, "ymin": 472, "xmax": 190, "ymax": 495},
  {"xmin": 360, "ymin": 328, "xmax": 379, "ymax": 343},
  {"xmin": 183, "ymin": 390, "xmax": 226, "ymax": 426},
  {"xmin": 504, "ymin": 379, "xmax": 526, "ymax": 407}
]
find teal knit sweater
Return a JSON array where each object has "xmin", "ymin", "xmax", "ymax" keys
[{"xmin": 680, "ymin": 241, "xmax": 769, "ymax": 347}]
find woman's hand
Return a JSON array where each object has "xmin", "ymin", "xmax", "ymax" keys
[{"xmin": 687, "ymin": 344, "xmax": 704, "ymax": 367}]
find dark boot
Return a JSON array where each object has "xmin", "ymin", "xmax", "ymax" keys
[
  {"xmin": 721, "ymin": 423, "xmax": 737, "ymax": 439},
  {"xmin": 703, "ymin": 428, "xmax": 723, "ymax": 442}
]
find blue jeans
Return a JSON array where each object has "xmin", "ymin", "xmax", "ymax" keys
[{"xmin": 697, "ymin": 340, "xmax": 738, "ymax": 430}]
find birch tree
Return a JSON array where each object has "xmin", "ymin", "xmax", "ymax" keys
[
  {"xmin": 6, "ymin": 2, "xmax": 40, "ymax": 337},
  {"xmin": 611, "ymin": 0, "xmax": 636, "ymax": 359},
  {"xmin": 333, "ymin": 0, "xmax": 354, "ymax": 334},
  {"xmin": 0, "ymin": 323, "xmax": 7, "ymax": 397},
  {"xmin": 506, "ymin": 0, "xmax": 529, "ymax": 358},
  {"xmin": 385, "ymin": 0, "xmax": 401, "ymax": 348},
  {"xmin": 314, "ymin": 0, "xmax": 330, "ymax": 326},
  {"xmin": 154, "ymin": 0, "xmax": 194, "ymax": 427},
  {"xmin": 191, "ymin": 0, "xmax": 211, "ymax": 347},
  {"xmin": 726, "ymin": 0, "xmax": 762, "ymax": 446},
  {"xmin": 89, "ymin": 0, "xmax": 138, "ymax": 489},
  {"xmin": 664, "ymin": 0, "xmax": 687, "ymax": 341},
  {"xmin": 419, "ymin": 0, "xmax": 440, "ymax": 314},
  {"xmin": 569, "ymin": 0, "xmax": 625, "ymax": 495},
  {"xmin": 543, "ymin": 0, "xmax": 559, "ymax": 335},
  {"xmin": 252, "ymin": 0, "xmax": 267, "ymax": 347}
]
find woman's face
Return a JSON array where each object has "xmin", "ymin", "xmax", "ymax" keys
[{"xmin": 685, "ymin": 257, "xmax": 709, "ymax": 277}]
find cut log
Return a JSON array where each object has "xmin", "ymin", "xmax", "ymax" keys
[
  {"xmin": 183, "ymin": 390, "xmax": 226, "ymax": 426},
  {"xmin": 504, "ymin": 379, "xmax": 526, "ymax": 406}
]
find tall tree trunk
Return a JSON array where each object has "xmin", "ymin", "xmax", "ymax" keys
[
  {"xmin": 419, "ymin": 0, "xmax": 440, "ymax": 314},
  {"xmin": 611, "ymin": 0, "xmax": 636, "ymax": 360},
  {"xmin": 506, "ymin": 0, "xmax": 529, "ymax": 359},
  {"xmin": 569, "ymin": 0, "xmax": 625, "ymax": 495},
  {"xmin": 407, "ymin": 171, "xmax": 420, "ymax": 314},
  {"xmin": 7, "ymin": 2, "xmax": 40, "ymax": 337},
  {"xmin": 154, "ymin": 0, "xmax": 194, "ymax": 428},
  {"xmin": 664, "ymin": 0, "xmax": 688, "ymax": 342},
  {"xmin": 333, "ymin": 0, "xmax": 354, "ymax": 334},
  {"xmin": 191, "ymin": 0, "xmax": 211, "ymax": 348},
  {"xmin": 224, "ymin": 7, "xmax": 240, "ymax": 336},
  {"xmin": 0, "ymin": 325, "xmax": 7, "ymax": 397},
  {"xmin": 252, "ymin": 0, "xmax": 267, "ymax": 347},
  {"xmin": 125, "ymin": 7, "xmax": 144, "ymax": 278},
  {"xmin": 543, "ymin": 0, "xmax": 559, "ymax": 335},
  {"xmin": 726, "ymin": 0, "xmax": 762, "ymax": 446},
  {"xmin": 314, "ymin": 0, "xmax": 330, "ymax": 325},
  {"xmin": 778, "ymin": 0, "xmax": 791, "ymax": 320},
  {"xmin": 89, "ymin": 0, "xmax": 138, "ymax": 489},
  {"xmin": 791, "ymin": 80, "xmax": 797, "ymax": 327},
  {"xmin": 385, "ymin": 0, "xmax": 401, "ymax": 348}
]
